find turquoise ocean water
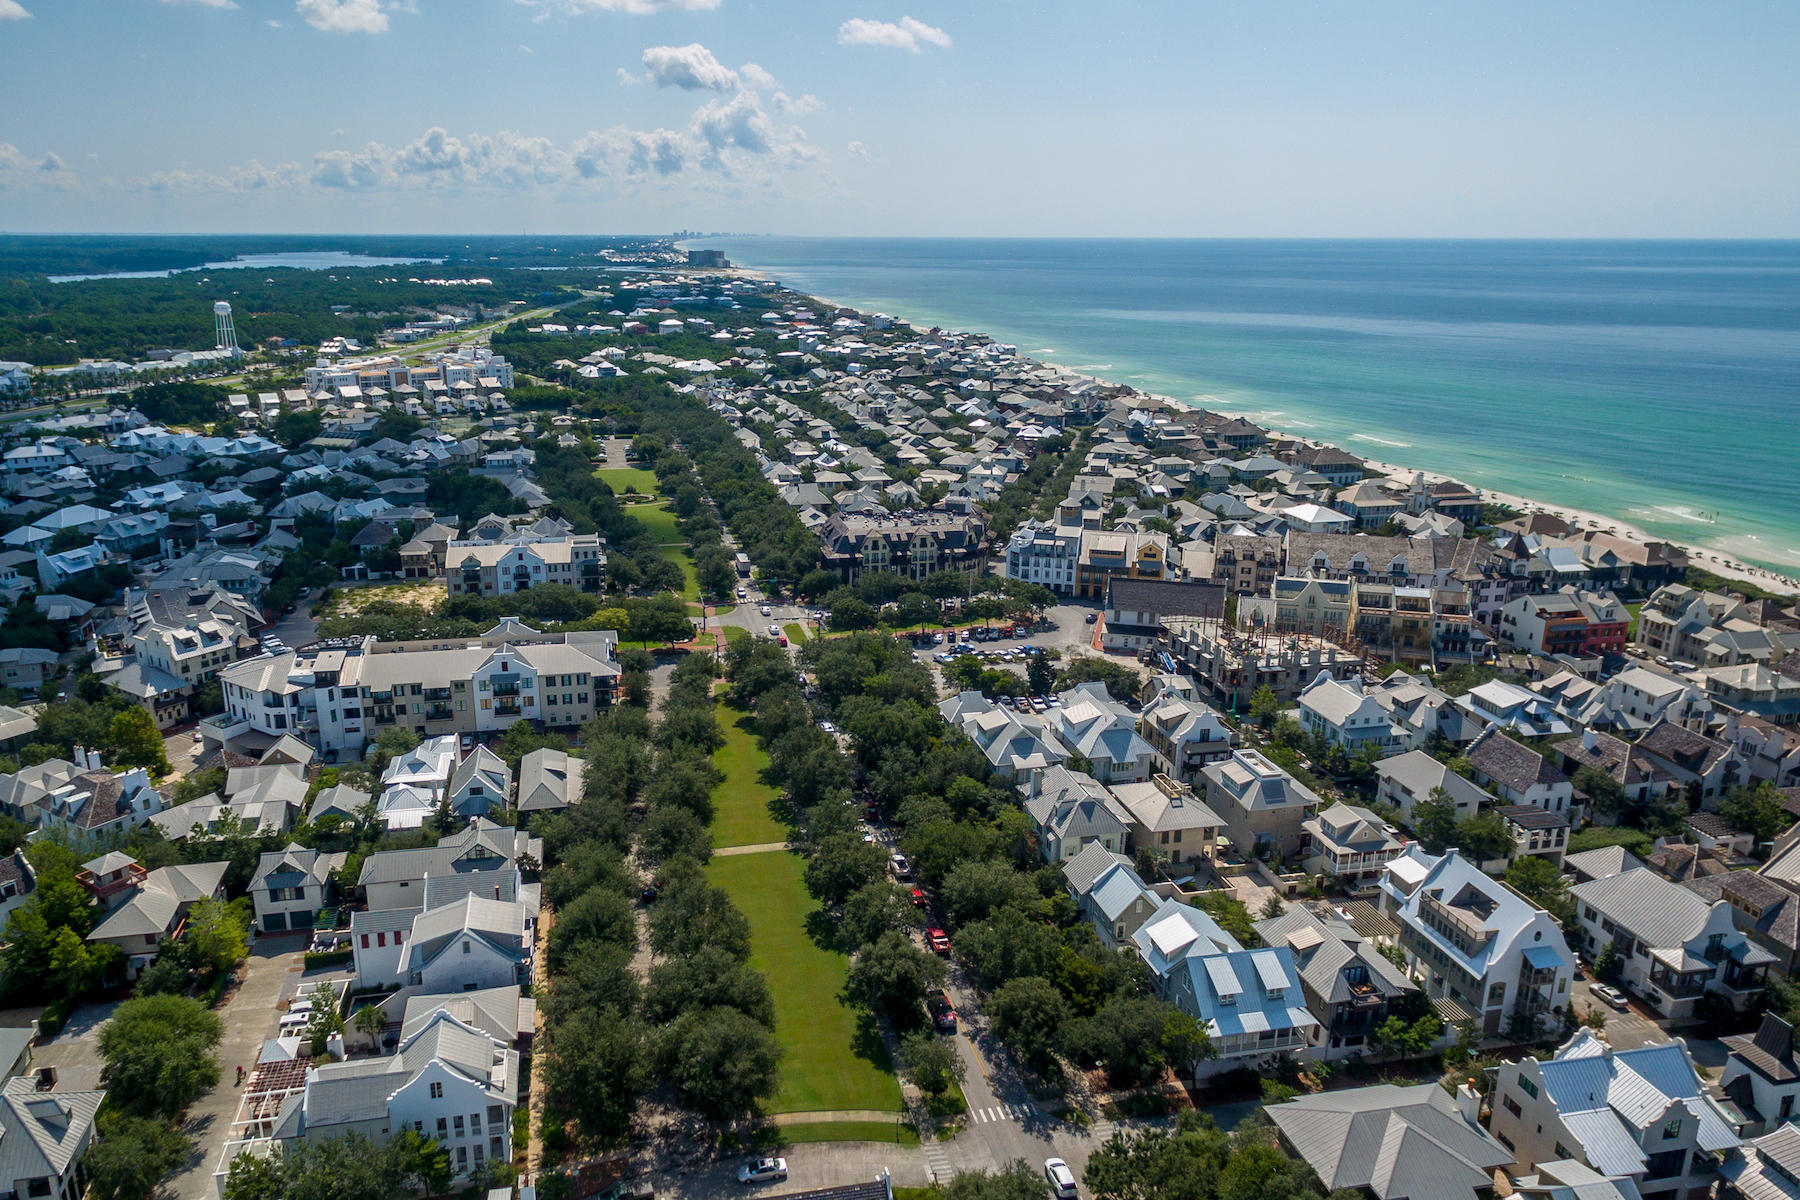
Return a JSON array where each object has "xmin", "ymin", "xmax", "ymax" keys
[{"xmin": 694, "ymin": 238, "xmax": 1800, "ymax": 580}]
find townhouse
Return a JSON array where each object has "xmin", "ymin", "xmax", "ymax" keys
[
  {"xmin": 1135, "ymin": 681, "xmax": 1236, "ymax": 784},
  {"xmin": 1002, "ymin": 520, "xmax": 1080, "ymax": 595},
  {"xmin": 1379, "ymin": 846, "xmax": 1574, "ymax": 1036},
  {"xmin": 1495, "ymin": 588, "xmax": 1629, "ymax": 659},
  {"xmin": 1106, "ymin": 774, "xmax": 1222, "ymax": 872}
]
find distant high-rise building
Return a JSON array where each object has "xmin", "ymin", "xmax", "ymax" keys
[{"xmin": 213, "ymin": 301, "xmax": 239, "ymax": 354}]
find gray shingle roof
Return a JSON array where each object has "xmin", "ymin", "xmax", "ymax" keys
[{"xmin": 1268, "ymin": 1082, "xmax": 1513, "ymax": 1200}]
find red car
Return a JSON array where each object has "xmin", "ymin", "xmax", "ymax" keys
[
  {"xmin": 910, "ymin": 887, "xmax": 928, "ymax": 908},
  {"xmin": 928, "ymin": 989, "xmax": 957, "ymax": 1033},
  {"xmin": 926, "ymin": 927, "xmax": 950, "ymax": 955}
]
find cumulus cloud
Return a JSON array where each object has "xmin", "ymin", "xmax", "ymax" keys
[
  {"xmin": 140, "ymin": 159, "xmax": 306, "ymax": 194},
  {"xmin": 640, "ymin": 43, "xmax": 738, "ymax": 92},
  {"xmin": 0, "ymin": 1, "xmax": 31, "ymax": 19},
  {"xmin": 738, "ymin": 62, "xmax": 778, "ymax": 92},
  {"xmin": 0, "ymin": 143, "xmax": 75, "ymax": 189},
  {"xmin": 773, "ymin": 91, "xmax": 821, "ymax": 116},
  {"xmin": 296, "ymin": 0, "xmax": 389, "ymax": 34},
  {"xmin": 846, "ymin": 140, "xmax": 870, "ymax": 161},
  {"xmin": 162, "ymin": 0, "xmax": 238, "ymax": 9},
  {"xmin": 837, "ymin": 15, "xmax": 950, "ymax": 52}
]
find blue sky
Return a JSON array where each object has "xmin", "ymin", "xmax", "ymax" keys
[{"xmin": 1, "ymin": 1, "xmax": 1796, "ymax": 236}]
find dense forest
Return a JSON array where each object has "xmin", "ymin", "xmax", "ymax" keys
[
  {"xmin": 0, "ymin": 234, "xmax": 678, "ymax": 280},
  {"xmin": 0, "ymin": 267, "xmax": 600, "ymax": 366}
]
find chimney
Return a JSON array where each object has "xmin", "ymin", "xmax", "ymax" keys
[
  {"xmin": 72, "ymin": 746, "xmax": 85, "ymax": 770},
  {"xmin": 1457, "ymin": 1080, "xmax": 1482, "ymax": 1126},
  {"xmin": 1581, "ymin": 728, "xmax": 1598, "ymax": 753}
]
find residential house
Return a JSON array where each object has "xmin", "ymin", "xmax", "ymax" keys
[
  {"xmin": 0, "ymin": 1076, "xmax": 107, "ymax": 1200},
  {"xmin": 1106, "ymin": 774, "xmax": 1222, "ymax": 871},
  {"xmin": 85, "ymin": 860, "xmax": 229, "ymax": 978},
  {"xmin": 249, "ymin": 844, "xmax": 345, "ymax": 935},
  {"xmin": 1256, "ymin": 906, "xmax": 1418, "ymax": 1059},
  {"xmin": 1022, "ymin": 767, "xmax": 1129, "ymax": 863},
  {"xmin": 1374, "ymin": 750, "xmax": 1495, "ymax": 823},
  {"xmin": 1297, "ymin": 671, "xmax": 1405, "ymax": 757},
  {"xmin": 1045, "ymin": 684, "xmax": 1159, "ymax": 784},
  {"xmin": 1060, "ymin": 844, "xmax": 1161, "ymax": 949},
  {"xmin": 1720, "ymin": 1123, "xmax": 1800, "ymax": 1200},
  {"xmin": 1130, "ymin": 898, "xmax": 1318, "ymax": 1074},
  {"xmin": 1488, "ymin": 1030, "xmax": 1739, "ymax": 1200},
  {"xmin": 1634, "ymin": 720, "xmax": 1743, "ymax": 805},
  {"xmin": 1379, "ymin": 845, "xmax": 1574, "ymax": 1036},
  {"xmin": 1267, "ymin": 1083, "xmax": 1512, "ymax": 1200},
  {"xmin": 1719, "ymin": 1013, "xmax": 1800, "ymax": 1136},
  {"xmin": 517, "ymin": 747, "xmax": 583, "ymax": 824},
  {"xmin": 1567, "ymin": 867, "xmax": 1771, "ymax": 1020},
  {"xmin": 1497, "ymin": 806, "xmax": 1570, "ymax": 868},
  {"xmin": 1201, "ymin": 749, "xmax": 1322, "ymax": 860},
  {"xmin": 446, "ymin": 746, "xmax": 511, "ymax": 818},
  {"xmin": 1465, "ymin": 729, "xmax": 1576, "ymax": 816},
  {"xmin": 1551, "ymin": 729, "xmax": 1673, "ymax": 811},
  {"xmin": 1495, "ymin": 589, "xmax": 1629, "ymax": 659},
  {"xmin": 1136, "ymin": 687, "xmax": 1236, "ymax": 784},
  {"xmin": 0, "ymin": 648, "xmax": 59, "ymax": 695},
  {"xmin": 1301, "ymin": 802, "xmax": 1404, "ymax": 894},
  {"xmin": 272, "ymin": 1004, "xmax": 516, "ymax": 1185}
]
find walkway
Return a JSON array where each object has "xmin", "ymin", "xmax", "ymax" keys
[
  {"xmin": 166, "ymin": 938, "xmax": 307, "ymax": 1200},
  {"xmin": 712, "ymin": 841, "xmax": 789, "ymax": 857}
]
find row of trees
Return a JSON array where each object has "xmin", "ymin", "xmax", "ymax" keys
[
  {"xmin": 537, "ymin": 652, "xmax": 783, "ymax": 1164},
  {"xmin": 793, "ymin": 632, "xmax": 1209, "ymax": 1090}
]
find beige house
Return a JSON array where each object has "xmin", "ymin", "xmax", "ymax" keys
[{"xmin": 1201, "ymin": 749, "xmax": 1322, "ymax": 861}]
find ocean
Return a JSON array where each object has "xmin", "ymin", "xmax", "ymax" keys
[{"xmin": 693, "ymin": 238, "xmax": 1800, "ymax": 579}]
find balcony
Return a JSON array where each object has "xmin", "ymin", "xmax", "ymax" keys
[
  {"xmin": 492, "ymin": 680, "xmax": 520, "ymax": 697},
  {"xmin": 424, "ymin": 706, "xmax": 454, "ymax": 722},
  {"xmin": 496, "ymin": 700, "xmax": 521, "ymax": 718}
]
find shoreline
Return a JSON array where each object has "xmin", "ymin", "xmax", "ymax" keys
[{"xmin": 718, "ymin": 266, "xmax": 1798, "ymax": 598}]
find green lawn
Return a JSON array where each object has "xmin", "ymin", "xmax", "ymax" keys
[
  {"xmin": 706, "ymin": 851, "xmax": 903, "ymax": 1115},
  {"xmin": 627, "ymin": 501, "xmax": 700, "ymax": 601},
  {"xmin": 783, "ymin": 623, "xmax": 808, "ymax": 645},
  {"xmin": 721, "ymin": 626, "xmax": 750, "ymax": 645},
  {"xmin": 773, "ymin": 1120, "xmax": 918, "ymax": 1147},
  {"xmin": 711, "ymin": 706, "xmax": 788, "ymax": 849},
  {"xmin": 594, "ymin": 466, "xmax": 662, "ymax": 496}
]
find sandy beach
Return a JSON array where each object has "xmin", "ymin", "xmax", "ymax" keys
[{"xmin": 715, "ymin": 266, "xmax": 1798, "ymax": 600}]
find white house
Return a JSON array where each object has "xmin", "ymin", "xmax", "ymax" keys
[
  {"xmin": 1568, "ymin": 867, "xmax": 1772, "ymax": 1021},
  {"xmin": 249, "ymin": 844, "xmax": 345, "ymax": 935},
  {"xmin": 1488, "ymin": 1030, "xmax": 1738, "ymax": 1200},
  {"xmin": 1297, "ymin": 671, "xmax": 1404, "ymax": 757},
  {"xmin": 1379, "ymin": 845, "xmax": 1574, "ymax": 1036}
]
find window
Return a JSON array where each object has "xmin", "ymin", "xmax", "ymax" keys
[
  {"xmin": 436, "ymin": 1117, "xmax": 448, "ymax": 1135},
  {"xmin": 360, "ymin": 934, "xmax": 370, "ymax": 949},
  {"xmin": 1518, "ymin": 1077, "xmax": 1538, "ymax": 1099},
  {"xmin": 430, "ymin": 1082, "xmax": 444, "ymax": 1099},
  {"xmin": 488, "ymin": 1105, "xmax": 504, "ymax": 1124},
  {"xmin": 1502, "ymin": 1094, "xmax": 1522, "ymax": 1118},
  {"xmin": 1662, "ymin": 1117, "xmax": 1682, "ymax": 1140},
  {"xmin": 376, "ymin": 932, "xmax": 386, "ymax": 947},
  {"xmin": 454, "ymin": 1115, "xmax": 465, "ymax": 1136}
]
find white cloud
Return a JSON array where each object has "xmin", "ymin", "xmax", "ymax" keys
[
  {"xmin": 162, "ymin": 0, "xmax": 238, "ymax": 9},
  {"xmin": 837, "ymin": 16, "xmax": 950, "ymax": 52},
  {"xmin": 738, "ymin": 62, "xmax": 778, "ymax": 92},
  {"xmin": 616, "ymin": 67, "xmax": 642, "ymax": 86},
  {"xmin": 524, "ymin": 0, "xmax": 721, "ymax": 14},
  {"xmin": 0, "ymin": 1, "xmax": 31, "ymax": 20},
  {"xmin": 296, "ymin": 0, "xmax": 389, "ymax": 34},
  {"xmin": 773, "ymin": 91, "xmax": 821, "ymax": 116},
  {"xmin": 641, "ymin": 43, "xmax": 738, "ymax": 92},
  {"xmin": 0, "ymin": 143, "xmax": 75, "ymax": 189},
  {"xmin": 847, "ymin": 140, "xmax": 870, "ymax": 161}
]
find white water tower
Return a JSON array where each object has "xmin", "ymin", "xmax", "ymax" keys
[{"xmin": 213, "ymin": 301, "xmax": 239, "ymax": 354}]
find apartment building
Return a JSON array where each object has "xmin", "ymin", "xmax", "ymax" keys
[
  {"xmin": 1002, "ymin": 520, "xmax": 1080, "ymax": 595},
  {"xmin": 818, "ymin": 508, "xmax": 988, "ymax": 583},
  {"xmin": 1074, "ymin": 528, "xmax": 1171, "ymax": 600},
  {"xmin": 209, "ymin": 629, "xmax": 620, "ymax": 758},
  {"xmin": 445, "ymin": 534, "xmax": 606, "ymax": 597},
  {"xmin": 1496, "ymin": 588, "xmax": 1629, "ymax": 659}
]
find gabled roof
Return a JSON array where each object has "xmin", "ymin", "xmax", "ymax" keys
[{"xmin": 1269, "ymin": 1083, "xmax": 1513, "ymax": 1200}]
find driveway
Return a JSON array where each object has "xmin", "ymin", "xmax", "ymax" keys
[
  {"xmin": 1569, "ymin": 977, "xmax": 1667, "ymax": 1050},
  {"xmin": 26, "ymin": 998, "xmax": 121, "ymax": 1093},
  {"xmin": 163, "ymin": 937, "xmax": 309, "ymax": 1200}
]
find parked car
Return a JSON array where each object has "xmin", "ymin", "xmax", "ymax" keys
[
  {"xmin": 767, "ymin": 624, "xmax": 780, "ymax": 637},
  {"xmin": 927, "ymin": 989, "xmax": 957, "ymax": 1033},
  {"xmin": 737, "ymin": 1158, "xmax": 788, "ymax": 1185},
  {"xmin": 910, "ymin": 887, "xmax": 928, "ymax": 908},
  {"xmin": 1083, "ymin": 612, "xmax": 1097, "ymax": 624},
  {"xmin": 926, "ymin": 927, "xmax": 950, "ymax": 954},
  {"xmin": 1045, "ymin": 1158, "xmax": 1078, "ymax": 1200},
  {"xmin": 818, "ymin": 720, "xmax": 838, "ymax": 734},
  {"xmin": 1591, "ymin": 983, "xmax": 1630, "ymax": 1012},
  {"xmin": 596, "ymin": 1182, "xmax": 655, "ymax": 1200},
  {"xmin": 890, "ymin": 852, "xmax": 912, "ymax": 881}
]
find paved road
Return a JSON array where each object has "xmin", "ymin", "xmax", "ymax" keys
[
  {"xmin": 166, "ymin": 938, "xmax": 310, "ymax": 1200},
  {"xmin": 1568, "ymin": 976, "xmax": 1669, "ymax": 1052}
]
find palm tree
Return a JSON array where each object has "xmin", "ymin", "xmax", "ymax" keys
[{"xmin": 352, "ymin": 1004, "xmax": 387, "ymax": 1051}]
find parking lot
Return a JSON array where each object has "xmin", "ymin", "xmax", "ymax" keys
[{"xmin": 1569, "ymin": 976, "xmax": 1667, "ymax": 1051}]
